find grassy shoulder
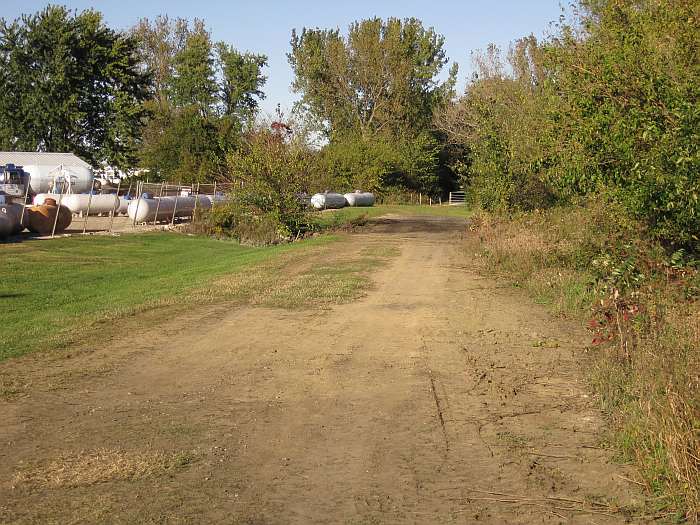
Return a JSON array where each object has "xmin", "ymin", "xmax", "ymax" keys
[
  {"xmin": 0, "ymin": 233, "xmax": 333, "ymax": 361},
  {"xmin": 464, "ymin": 203, "xmax": 699, "ymax": 521},
  {"xmin": 312, "ymin": 203, "xmax": 471, "ymax": 228}
]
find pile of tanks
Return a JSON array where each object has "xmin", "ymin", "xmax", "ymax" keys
[
  {"xmin": 0, "ymin": 161, "xmax": 223, "ymax": 240},
  {"xmin": 0, "ymin": 164, "xmax": 76, "ymax": 239},
  {"xmin": 32, "ymin": 191, "xmax": 225, "ymax": 222},
  {"xmin": 310, "ymin": 190, "xmax": 375, "ymax": 210}
]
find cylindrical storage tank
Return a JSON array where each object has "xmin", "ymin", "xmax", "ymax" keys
[
  {"xmin": 127, "ymin": 195, "xmax": 213, "ymax": 223},
  {"xmin": 310, "ymin": 192, "xmax": 346, "ymax": 210},
  {"xmin": 34, "ymin": 193, "xmax": 119, "ymax": 215},
  {"xmin": 0, "ymin": 201, "xmax": 25, "ymax": 239},
  {"xmin": 23, "ymin": 164, "xmax": 94, "ymax": 194},
  {"xmin": 24, "ymin": 198, "xmax": 72, "ymax": 235},
  {"xmin": 203, "ymin": 194, "xmax": 227, "ymax": 204},
  {"xmin": 344, "ymin": 191, "xmax": 375, "ymax": 207},
  {"xmin": 117, "ymin": 196, "xmax": 131, "ymax": 215}
]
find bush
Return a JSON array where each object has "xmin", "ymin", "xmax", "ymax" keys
[
  {"xmin": 545, "ymin": 0, "xmax": 700, "ymax": 249},
  {"xmin": 435, "ymin": 38, "xmax": 558, "ymax": 212},
  {"xmin": 202, "ymin": 200, "xmax": 292, "ymax": 245},
  {"xmin": 198, "ymin": 129, "xmax": 315, "ymax": 244},
  {"xmin": 319, "ymin": 131, "xmax": 442, "ymax": 194},
  {"xmin": 437, "ymin": 1, "xmax": 700, "ymax": 249}
]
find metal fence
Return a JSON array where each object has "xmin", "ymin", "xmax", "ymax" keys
[
  {"xmin": 44, "ymin": 180, "xmax": 241, "ymax": 236},
  {"xmin": 135, "ymin": 181, "xmax": 240, "ymax": 198},
  {"xmin": 448, "ymin": 191, "xmax": 466, "ymax": 205}
]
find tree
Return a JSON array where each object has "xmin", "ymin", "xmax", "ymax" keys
[
  {"xmin": 289, "ymin": 17, "xmax": 457, "ymax": 138},
  {"xmin": 171, "ymin": 29, "xmax": 217, "ymax": 114},
  {"xmin": 436, "ymin": 0, "xmax": 700, "ymax": 247},
  {"xmin": 217, "ymin": 43, "xmax": 267, "ymax": 122},
  {"xmin": 435, "ymin": 38, "xmax": 556, "ymax": 211},
  {"xmin": 131, "ymin": 15, "xmax": 190, "ymax": 109},
  {"xmin": 133, "ymin": 17, "xmax": 268, "ymax": 182},
  {"xmin": 289, "ymin": 17, "xmax": 458, "ymax": 194},
  {"xmin": 0, "ymin": 5, "xmax": 150, "ymax": 168}
]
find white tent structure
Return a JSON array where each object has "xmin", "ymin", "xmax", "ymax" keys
[{"xmin": 0, "ymin": 152, "xmax": 93, "ymax": 194}]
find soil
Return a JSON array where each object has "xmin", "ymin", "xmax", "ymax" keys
[{"xmin": 0, "ymin": 214, "xmax": 642, "ymax": 524}]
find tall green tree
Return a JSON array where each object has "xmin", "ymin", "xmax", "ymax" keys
[
  {"xmin": 171, "ymin": 30, "xmax": 217, "ymax": 114},
  {"xmin": 133, "ymin": 17, "xmax": 268, "ymax": 182},
  {"xmin": 289, "ymin": 17, "xmax": 457, "ymax": 194},
  {"xmin": 289, "ymin": 17, "xmax": 457, "ymax": 138},
  {"xmin": 0, "ymin": 5, "xmax": 150, "ymax": 168},
  {"xmin": 132, "ymin": 15, "xmax": 190, "ymax": 109}
]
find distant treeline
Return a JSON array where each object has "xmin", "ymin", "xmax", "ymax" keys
[
  {"xmin": 0, "ymin": 2, "xmax": 697, "ymax": 248},
  {"xmin": 0, "ymin": 8, "xmax": 267, "ymax": 183}
]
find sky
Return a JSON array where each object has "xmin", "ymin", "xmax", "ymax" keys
[{"xmin": 2, "ymin": 1, "xmax": 566, "ymax": 117}]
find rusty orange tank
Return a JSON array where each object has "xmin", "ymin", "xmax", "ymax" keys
[{"xmin": 24, "ymin": 198, "xmax": 72, "ymax": 235}]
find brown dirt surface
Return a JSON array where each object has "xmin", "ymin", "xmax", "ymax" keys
[{"xmin": 0, "ymin": 214, "xmax": 643, "ymax": 524}]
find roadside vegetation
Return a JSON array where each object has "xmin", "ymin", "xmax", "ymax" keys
[
  {"xmin": 465, "ymin": 203, "xmax": 698, "ymax": 520},
  {"xmin": 439, "ymin": 1, "xmax": 699, "ymax": 519}
]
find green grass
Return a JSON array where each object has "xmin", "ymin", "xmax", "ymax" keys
[
  {"xmin": 313, "ymin": 204, "xmax": 471, "ymax": 228},
  {"xmin": 0, "ymin": 233, "xmax": 328, "ymax": 361}
]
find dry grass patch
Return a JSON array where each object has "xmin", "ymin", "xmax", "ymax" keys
[
  {"xmin": 466, "ymin": 203, "xmax": 700, "ymax": 520},
  {"xmin": 12, "ymin": 448, "xmax": 194, "ymax": 489},
  {"xmin": 194, "ymin": 238, "xmax": 398, "ymax": 310}
]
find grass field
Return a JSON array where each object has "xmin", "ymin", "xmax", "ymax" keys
[{"xmin": 1, "ymin": 233, "xmax": 328, "ymax": 361}]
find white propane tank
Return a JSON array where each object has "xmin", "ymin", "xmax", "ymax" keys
[
  {"xmin": 127, "ymin": 195, "xmax": 214, "ymax": 223},
  {"xmin": 117, "ymin": 196, "xmax": 130, "ymax": 215},
  {"xmin": 33, "ymin": 193, "xmax": 119, "ymax": 215},
  {"xmin": 344, "ymin": 191, "xmax": 375, "ymax": 207},
  {"xmin": 25, "ymin": 164, "xmax": 93, "ymax": 194},
  {"xmin": 310, "ymin": 192, "xmax": 346, "ymax": 210}
]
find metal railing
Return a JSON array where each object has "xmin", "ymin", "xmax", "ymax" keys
[{"xmin": 448, "ymin": 191, "xmax": 466, "ymax": 206}]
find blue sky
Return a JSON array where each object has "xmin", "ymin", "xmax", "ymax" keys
[{"xmin": 2, "ymin": 1, "xmax": 565, "ymax": 116}]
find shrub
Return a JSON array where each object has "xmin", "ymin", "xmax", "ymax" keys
[
  {"xmin": 544, "ymin": 0, "xmax": 700, "ymax": 250},
  {"xmin": 198, "ymin": 129, "xmax": 315, "ymax": 244},
  {"xmin": 466, "ymin": 202, "xmax": 700, "ymax": 519},
  {"xmin": 202, "ymin": 200, "xmax": 292, "ymax": 245},
  {"xmin": 319, "ymin": 131, "xmax": 442, "ymax": 194},
  {"xmin": 437, "ymin": 1, "xmax": 700, "ymax": 249}
]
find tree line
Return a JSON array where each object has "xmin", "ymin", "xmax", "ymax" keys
[
  {"xmin": 435, "ymin": 0, "xmax": 699, "ymax": 250},
  {"xmin": 0, "ymin": 7, "xmax": 267, "ymax": 183},
  {"xmin": 0, "ymin": 6, "xmax": 459, "ymax": 196},
  {"xmin": 0, "ymin": 2, "xmax": 697, "ymax": 248}
]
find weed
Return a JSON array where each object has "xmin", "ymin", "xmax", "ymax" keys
[
  {"xmin": 465, "ymin": 201, "xmax": 700, "ymax": 519},
  {"xmin": 12, "ymin": 448, "xmax": 196, "ymax": 488}
]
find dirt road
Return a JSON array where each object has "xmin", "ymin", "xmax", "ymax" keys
[{"xmin": 0, "ymin": 215, "xmax": 640, "ymax": 523}]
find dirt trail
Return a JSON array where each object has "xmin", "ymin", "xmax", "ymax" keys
[{"xmin": 0, "ymin": 215, "xmax": 641, "ymax": 524}]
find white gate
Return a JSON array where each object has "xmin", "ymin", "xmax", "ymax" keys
[{"xmin": 448, "ymin": 191, "xmax": 466, "ymax": 205}]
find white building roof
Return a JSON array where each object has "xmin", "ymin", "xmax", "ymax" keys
[{"xmin": 0, "ymin": 152, "xmax": 92, "ymax": 169}]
